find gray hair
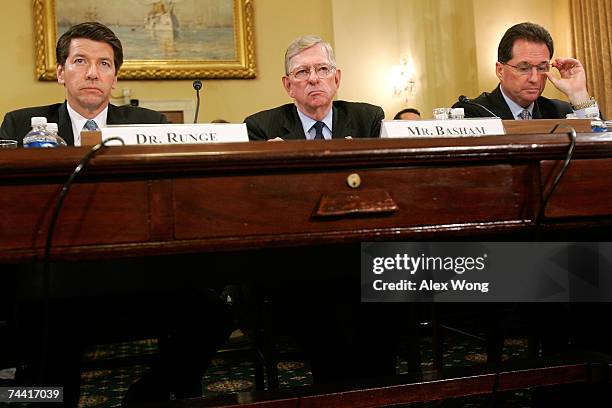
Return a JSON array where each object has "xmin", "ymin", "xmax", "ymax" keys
[{"xmin": 284, "ymin": 35, "xmax": 336, "ymax": 75}]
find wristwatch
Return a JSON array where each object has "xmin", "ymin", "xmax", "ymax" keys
[{"xmin": 571, "ymin": 97, "xmax": 597, "ymax": 110}]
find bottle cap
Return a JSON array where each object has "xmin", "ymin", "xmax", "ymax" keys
[
  {"xmin": 31, "ymin": 117, "xmax": 47, "ymax": 126},
  {"xmin": 47, "ymin": 123, "xmax": 58, "ymax": 132}
]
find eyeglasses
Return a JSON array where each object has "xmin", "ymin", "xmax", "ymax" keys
[
  {"xmin": 288, "ymin": 64, "xmax": 336, "ymax": 81},
  {"xmin": 502, "ymin": 62, "xmax": 550, "ymax": 75}
]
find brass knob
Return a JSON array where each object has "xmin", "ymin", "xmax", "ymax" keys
[{"xmin": 346, "ymin": 173, "xmax": 361, "ymax": 188}]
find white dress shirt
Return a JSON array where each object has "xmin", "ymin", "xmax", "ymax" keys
[
  {"xmin": 297, "ymin": 108, "xmax": 333, "ymax": 140},
  {"xmin": 66, "ymin": 103, "xmax": 108, "ymax": 146}
]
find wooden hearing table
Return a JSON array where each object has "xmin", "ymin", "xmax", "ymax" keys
[{"xmin": 1, "ymin": 123, "xmax": 610, "ymax": 264}]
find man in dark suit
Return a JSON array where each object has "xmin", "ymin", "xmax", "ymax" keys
[
  {"xmin": 453, "ymin": 22, "xmax": 599, "ymax": 120},
  {"xmin": 0, "ymin": 22, "xmax": 166, "ymax": 143},
  {"xmin": 0, "ymin": 103, "xmax": 166, "ymax": 145},
  {"xmin": 454, "ymin": 22, "xmax": 608, "ymax": 407},
  {"xmin": 243, "ymin": 35, "xmax": 398, "ymax": 387},
  {"xmin": 0, "ymin": 22, "xmax": 232, "ymax": 407},
  {"xmin": 245, "ymin": 35, "xmax": 384, "ymax": 140}
]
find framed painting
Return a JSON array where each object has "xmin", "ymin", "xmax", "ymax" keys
[{"xmin": 33, "ymin": 0, "xmax": 256, "ymax": 80}]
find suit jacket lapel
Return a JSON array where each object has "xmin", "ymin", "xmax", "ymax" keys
[
  {"xmin": 281, "ymin": 105, "xmax": 309, "ymax": 140},
  {"xmin": 107, "ymin": 104, "xmax": 121, "ymax": 124},
  {"xmin": 490, "ymin": 86, "xmax": 516, "ymax": 120},
  {"xmin": 332, "ymin": 105, "xmax": 341, "ymax": 138},
  {"xmin": 331, "ymin": 104, "xmax": 355, "ymax": 138},
  {"xmin": 532, "ymin": 99, "xmax": 545, "ymax": 119},
  {"xmin": 58, "ymin": 102, "xmax": 75, "ymax": 146}
]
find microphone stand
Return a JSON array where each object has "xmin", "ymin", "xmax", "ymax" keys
[
  {"xmin": 458, "ymin": 95, "xmax": 500, "ymax": 118},
  {"xmin": 193, "ymin": 80, "xmax": 202, "ymax": 123}
]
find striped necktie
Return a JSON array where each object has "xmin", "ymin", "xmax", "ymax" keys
[{"xmin": 313, "ymin": 121, "xmax": 325, "ymax": 140}]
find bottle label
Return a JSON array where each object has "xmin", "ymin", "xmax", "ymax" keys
[
  {"xmin": 23, "ymin": 140, "xmax": 59, "ymax": 148},
  {"xmin": 591, "ymin": 119, "xmax": 608, "ymax": 133}
]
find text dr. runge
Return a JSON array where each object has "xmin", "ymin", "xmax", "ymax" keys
[{"xmin": 136, "ymin": 132, "xmax": 219, "ymax": 144}]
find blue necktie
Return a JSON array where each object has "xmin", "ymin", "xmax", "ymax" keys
[
  {"xmin": 313, "ymin": 121, "xmax": 325, "ymax": 140},
  {"xmin": 83, "ymin": 119, "xmax": 99, "ymax": 131}
]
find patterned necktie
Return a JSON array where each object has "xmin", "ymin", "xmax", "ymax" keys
[
  {"xmin": 83, "ymin": 119, "xmax": 99, "ymax": 131},
  {"xmin": 313, "ymin": 121, "xmax": 325, "ymax": 140},
  {"xmin": 519, "ymin": 109, "xmax": 531, "ymax": 120}
]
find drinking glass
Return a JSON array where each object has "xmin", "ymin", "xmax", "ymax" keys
[{"xmin": 0, "ymin": 140, "xmax": 17, "ymax": 149}]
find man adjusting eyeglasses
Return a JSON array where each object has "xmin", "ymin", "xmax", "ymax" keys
[
  {"xmin": 244, "ymin": 34, "xmax": 384, "ymax": 141},
  {"xmin": 453, "ymin": 22, "xmax": 600, "ymax": 120}
]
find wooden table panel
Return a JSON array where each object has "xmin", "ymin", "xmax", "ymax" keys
[
  {"xmin": 173, "ymin": 165, "xmax": 527, "ymax": 240},
  {"xmin": 0, "ymin": 181, "xmax": 150, "ymax": 252},
  {"xmin": 542, "ymin": 158, "xmax": 612, "ymax": 218}
]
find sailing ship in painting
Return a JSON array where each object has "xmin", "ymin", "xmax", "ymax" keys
[
  {"xmin": 57, "ymin": 0, "xmax": 235, "ymax": 61},
  {"xmin": 144, "ymin": 0, "xmax": 179, "ymax": 36}
]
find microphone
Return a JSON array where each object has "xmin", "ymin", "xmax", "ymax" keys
[
  {"xmin": 458, "ymin": 95, "xmax": 499, "ymax": 118},
  {"xmin": 192, "ymin": 80, "xmax": 202, "ymax": 123}
]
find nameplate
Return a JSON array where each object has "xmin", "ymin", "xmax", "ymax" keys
[
  {"xmin": 100, "ymin": 123, "xmax": 249, "ymax": 145},
  {"xmin": 380, "ymin": 119, "xmax": 505, "ymax": 138}
]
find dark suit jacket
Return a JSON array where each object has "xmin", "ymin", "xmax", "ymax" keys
[
  {"xmin": 244, "ymin": 101, "xmax": 384, "ymax": 141},
  {"xmin": 452, "ymin": 85, "xmax": 573, "ymax": 120},
  {"xmin": 0, "ymin": 102, "xmax": 168, "ymax": 146}
]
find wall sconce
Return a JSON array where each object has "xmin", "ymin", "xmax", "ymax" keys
[{"xmin": 391, "ymin": 58, "xmax": 416, "ymax": 100}]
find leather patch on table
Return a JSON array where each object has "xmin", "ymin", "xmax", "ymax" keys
[{"xmin": 315, "ymin": 189, "xmax": 398, "ymax": 218}]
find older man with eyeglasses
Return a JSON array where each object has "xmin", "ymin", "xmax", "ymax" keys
[
  {"xmin": 245, "ymin": 35, "xmax": 384, "ymax": 140},
  {"xmin": 453, "ymin": 22, "xmax": 599, "ymax": 119},
  {"xmin": 242, "ymin": 36, "xmax": 400, "ymax": 386}
]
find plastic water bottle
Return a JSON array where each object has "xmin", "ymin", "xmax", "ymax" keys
[
  {"xmin": 46, "ymin": 123, "xmax": 66, "ymax": 145},
  {"xmin": 585, "ymin": 107, "xmax": 608, "ymax": 133},
  {"xmin": 23, "ymin": 117, "xmax": 67, "ymax": 148}
]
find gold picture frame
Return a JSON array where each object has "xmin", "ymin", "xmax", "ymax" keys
[{"xmin": 33, "ymin": 0, "xmax": 256, "ymax": 80}]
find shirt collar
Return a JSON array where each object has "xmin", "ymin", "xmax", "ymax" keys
[
  {"xmin": 66, "ymin": 102, "xmax": 109, "ymax": 146},
  {"xmin": 296, "ymin": 107, "xmax": 333, "ymax": 140},
  {"xmin": 499, "ymin": 86, "xmax": 534, "ymax": 119}
]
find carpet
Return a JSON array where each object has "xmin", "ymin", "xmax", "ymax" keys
[{"xmin": 76, "ymin": 331, "xmax": 531, "ymax": 407}]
